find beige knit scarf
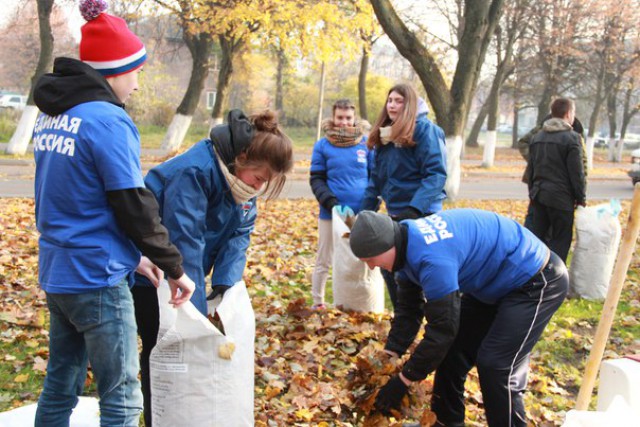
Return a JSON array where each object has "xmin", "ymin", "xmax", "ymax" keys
[
  {"xmin": 216, "ymin": 154, "xmax": 261, "ymax": 204},
  {"xmin": 380, "ymin": 126, "xmax": 393, "ymax": 145}
]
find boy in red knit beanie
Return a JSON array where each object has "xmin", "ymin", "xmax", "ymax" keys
[{"xmin": 32, "ymin": 1, "xmax": 195, "ymax": 425}]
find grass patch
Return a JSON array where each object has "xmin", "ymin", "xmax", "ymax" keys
[
  {"xmin": 0, "ymin": 111, "xmax": 18, "ymax": 143},
  {"xmin": 281, "ymin": 126, "xmax": 317, "ymax": 152}
]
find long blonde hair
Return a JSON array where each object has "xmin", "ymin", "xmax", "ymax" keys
[
  {"xmin": 368, "ymin": 83, "xmax": 418, "ymax": 149},
  {"xmin": 235, "ymin": 110, "xmax": 293, "ymax": 199}
]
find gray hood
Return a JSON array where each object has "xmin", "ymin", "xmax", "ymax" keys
[{"xmin": 542, "ymin": 118, "xmax": 572, "ymax": 133}]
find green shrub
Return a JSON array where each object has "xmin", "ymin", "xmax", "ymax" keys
[{"xmin": 0, "ymin": 109, "xmax": 19, "ymax": 142}]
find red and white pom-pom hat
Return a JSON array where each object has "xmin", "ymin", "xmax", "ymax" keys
[{"xmin": 78, "ymin": 0, "xmax": 147, "ymax": 77}]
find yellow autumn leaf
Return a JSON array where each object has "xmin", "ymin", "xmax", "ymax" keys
[
  {"xmin": 294, "ymin": 408, "xmax": 314, "ymax": 421},
  {"xmin": 14, "ymin": 373, "xmax": 29, "ymax": 383},
  {"xmin": 218, "ymin": 342, "xmax": 236, "ymax": 360}
]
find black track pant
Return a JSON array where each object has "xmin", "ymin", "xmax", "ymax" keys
[
  {"xmin": 130, "ymin": 285, "xmax": 159, "ymax": 427},
  {"xmin": 431, "ymin": 251, "xmax": 568, "ymax": 427}
]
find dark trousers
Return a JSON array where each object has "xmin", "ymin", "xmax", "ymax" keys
[
  {"xmin": 431, "ymin": 252, "xmax": 568, "ymax": 427},
  {"xmin": 382, "ymin": 269, "xmax": 398, "ymax": 310},
  {"xmin": 525, "ymin": 199, "xmax": 575, "ymax": 262},
  {"xmin": 130, "ymin": 285, "xmax": 159, "ymax": 427}
]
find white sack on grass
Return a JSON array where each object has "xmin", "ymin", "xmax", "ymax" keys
[
  {"xmin": 0, "ymin": 396, "xmax": 99, "ymax": 427},
  {"xmin": 331, "ymin": 207, "xmax": 385, "ymax": 313},
  {"xmin": 569, "ymin": 201, "xmax": 621, "ymax": 300},
  {"xmin": 150, "ymin": 280, "xmax": 255, "ymax": 427}
]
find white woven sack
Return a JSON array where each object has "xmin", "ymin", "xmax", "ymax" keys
[
  {"xmin": 150, "ymin": 280, "xmax": 255, "ymax": 427},
  {"xmin": 331, "ymin": 207, "xmax": 385, "ymax": 313},
  {"xmin": 569, "ymin": 203, "xmax": 621, "ymax": 300}
]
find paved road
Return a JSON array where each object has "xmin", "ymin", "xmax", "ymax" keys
[
  {"xmin": 278, "ymin": 177, "xmax": 635, "ymax": 200},
  {"xmin": 0, "ymin": 157, "xmax": 634, "ymax": 200}
]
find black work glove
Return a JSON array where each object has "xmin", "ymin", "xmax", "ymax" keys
[
  {"xmin": 207, "ymin": 285, "xmax": 231, "ymax": 300},
  {"xmin": 375, "ymin": 375, "xmax": 409, "ymax": 416},
  {"xmin": 391, "ymin": 207, "xmax": 421, "ymax": 222}
]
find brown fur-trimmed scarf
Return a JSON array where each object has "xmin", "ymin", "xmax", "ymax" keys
[{"xmin": 322, "ymin": 119, "xmax": 369, "ymax": 147}]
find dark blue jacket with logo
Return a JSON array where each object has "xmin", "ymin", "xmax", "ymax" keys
[
  {"xmin": 362, "ymin": 117, "xmax": 447, "ymax": 215},
  {"xmin": 138, "ymin": 139, "xmax": 257, "ymax": 314}
]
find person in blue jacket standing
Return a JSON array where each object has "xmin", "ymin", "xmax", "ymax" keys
[
  {"xmin": 362, "ymin": 83, "xmax": 447, "ymax": 309},
  {"xmin": 32, "ymin": 1, "xmax": 195, "ymax": 425},
  {"xmin": 132, "ymin": 109, "xmax": 293, "ymax": 426},
  {"xmin": 349, "ymin": 210, "xmax": 568, "ymax": 426},
  {"xmin": 309, "ymin": 99, "xmax": 372, "ymax": 309}
]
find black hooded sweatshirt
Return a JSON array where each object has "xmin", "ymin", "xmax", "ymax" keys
[{"xmin": 33, "ymin": 57, "xmax": 184, "ymax": 279}]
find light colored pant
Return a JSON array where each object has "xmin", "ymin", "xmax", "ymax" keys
[{"xmin": 311, "ymin": 218, "xmax": 333, "ymax": 305}]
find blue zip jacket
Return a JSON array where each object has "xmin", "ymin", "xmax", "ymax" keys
[
  {"xmin": 139, "ymin": 139, "xmax": 257, "ymax": 315},
  {"xmin": 310, "ymin": 137, "xmax": 373, "ymax": 219},
  {"xmin": 397, "ymin": 209, "xmax": 549, "ymax": 304},
  {"xmin": 362, "ymin": 117, "xmax": 447, "ymax": 215}
]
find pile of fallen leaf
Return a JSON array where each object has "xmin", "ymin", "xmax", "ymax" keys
[
  {"xmin": 249, "ymin": 294, "xmax": 439, "ymax": 426},
  {"xmin": 2, "ymin": 197, "xmax": 640, "ymax": 426}
]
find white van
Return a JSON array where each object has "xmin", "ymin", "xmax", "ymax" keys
[{"xmin": 0, "ymin": 94, "xmax": 27, "ymax": 110}]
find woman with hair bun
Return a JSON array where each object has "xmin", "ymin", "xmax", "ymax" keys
[{"xmin": 132, "ymin": 109, "xmax": 293, "ymax": 426}]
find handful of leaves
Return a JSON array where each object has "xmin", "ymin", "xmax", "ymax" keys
[{"xmin": 347, "ymin": 345, "xmax": 437, "ymax": 426}]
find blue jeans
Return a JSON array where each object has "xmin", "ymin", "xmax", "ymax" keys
[{"xmin": 35, "ymin": 279, "xmax": 143, "ymax": 427}]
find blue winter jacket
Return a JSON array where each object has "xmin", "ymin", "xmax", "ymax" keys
[
  {"xmin": 309, "ymin": 137, "xmax": 373, "ymax": 219},
  {"xmin": 362, "ymin": 117, "xmax": 447, "ymax": 215},
  {"xmin": 138, "ymin": 139, "xmax": 257, "ymax": 315}
]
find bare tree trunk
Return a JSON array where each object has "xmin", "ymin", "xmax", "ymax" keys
[
  {"xmin": 466, "ymin": 102, "xmax": 489, "ymax": 148},
  {"xmin": 586, "ymin": 67, "xmax": 606, "ymax": 170},
  {"xmin": 535, "ymin": 79, "xmax": 556, "ymax": 125},
  {"xmin": 210, "ymin": 35, "xmax": 240, "ymax": 126},
  {"xmin": 482, "ymin": 86, "xmax": 500, "ymax": 168},
  {"xmin": 358, "ymin": 46, "xmax": 369, "ymax": 120},
  {"xmin": 6, "ymin": 0, "xmax": 54, "ymax": 155},
  {"xmin": 606, "ymin": 88, "xmax": 619, "ymax": 162},
  {"xmin": 512, "ymin": 103, "xmax": 520, "ymax": 149},
  {"xmin": 620, "ymin": 78, "xmax": 640, "ymax": 141},
  {"xmin": 275, "ymin": 46, "xmax": 286, "ymax": 119},
  {"xmin": 162, "ymin": 32, "xmax": 213, "ymax": 151},
  {"xmin": 316, "ymin": 62, "xmax": 326, "ymax": 141}
]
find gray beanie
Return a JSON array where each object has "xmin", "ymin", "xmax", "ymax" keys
[{"xmin": 349, "ymin": 211, "xmax": 396, "ymax": 258}]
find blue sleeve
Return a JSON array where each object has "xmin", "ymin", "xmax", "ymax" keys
[
  {"xmin": 409, "ymin": 122, "xmax": 447, "ymax": 213},
  {"xmin": 92, "ymin": 117, "xmax": 144, "ymax": 191},
  {"xmin": 310, "ymin": 139, "xmax": 327, "ymax": 173},
  {"xmin": 210, "ymin": 203, "xmax": 257, "ymax": 286},
  {"xmin": 309, "ymin": 139, "xmax": 337, "ymax": 206},
  {"xmin": 361, "ymin": 148, "xmax": 380, "ymax": 211},
  {"xmin": 159, "ymin": 167, "xmax": 210, "ymax": 292},
  {"xmin": 367, "ymin": 148, "xmax": 375, "ymax": 179}
]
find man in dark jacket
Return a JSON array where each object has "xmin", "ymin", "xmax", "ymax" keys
[
  {"xmin": 349, "ymin": 210, "xmax": 568, "ymax": 426},
  {"xmin": 525, "ymin": 97, "xmax": 586, "ymax": 262}
]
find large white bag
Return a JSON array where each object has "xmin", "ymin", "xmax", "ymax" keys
[
  {"xmin": 569, "ymin": 202, "xmax": 621, "ymax": 300},
  {"xmin": 331, "ymin": 208, "xmax": 385, "ymax": 313},
  {"xmin": 150, "ymin": 280, "xmax": 255, "ymax": 427}
]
